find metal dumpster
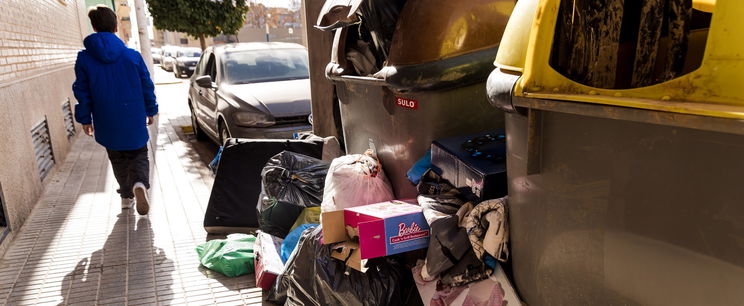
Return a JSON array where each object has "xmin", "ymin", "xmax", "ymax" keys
[
  {"xmin": 488, "ymin": 0, "xmax": 744, "ymax": 304},
  {"xmin": 316, "ymin": 0, "xmax": 515, "ymax": 198}
]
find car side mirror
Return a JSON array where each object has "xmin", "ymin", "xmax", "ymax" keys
[{"xmin": 195, "ymin": 75, "xmax": 214, "ymax": 88}]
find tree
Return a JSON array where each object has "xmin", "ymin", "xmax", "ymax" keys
[{"xmin": 147, "ymin": 0, "xmax": 249, "ymax": 50}]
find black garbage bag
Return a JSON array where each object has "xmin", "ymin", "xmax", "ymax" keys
[
  {"xmin": 268, "ymin": 226, "xmax": 419, "ymax": 306},
  {"xmin": 257, "ymin": 151, "xmax": 329, "ymax": 238}
]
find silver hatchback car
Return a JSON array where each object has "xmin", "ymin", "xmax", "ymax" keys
[{"xmin": 188, "ymin": 43, "xmax": 312, "ymax": 144}]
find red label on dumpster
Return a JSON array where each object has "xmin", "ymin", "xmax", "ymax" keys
[{"xmin": 396, "ymin": 97, "xmax": 418, "ymax": 110}]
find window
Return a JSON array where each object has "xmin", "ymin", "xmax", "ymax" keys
[
  {"xmin": 221, "ymin": 49, "xmax": 309, "ymax": 84},
  {"xmin": 549, "ymin": 0, "xmax": 711, "ymax": 89},
  {"xmin": 194, "ymin": 52, "xmax": 209, "ymax": 76},
  {"xmin": 180, "ymin": 38, "xmax": 189, "ymax": 45},
  {"xmin": 177, "ymin": 50, "xmax": 202, "ymax": 57},
  {"xmin": 206, "ymin": 54, "xmax": 217, "ymax": 81}
]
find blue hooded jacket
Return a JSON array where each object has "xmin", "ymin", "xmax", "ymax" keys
[{"xmin": 73, "ymin": 32, "xmax": 158, "ymax": 151}]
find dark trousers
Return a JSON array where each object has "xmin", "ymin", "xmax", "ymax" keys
[{"xmin": 106, "ymin": 145, "xmax": 150, "ymax": 199}]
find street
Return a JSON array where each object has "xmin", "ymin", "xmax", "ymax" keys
[
  {"xmin": 0, "ymin": 66, "xmax": 266, "ymax": 306},
  {"xmin": 153, "ymin": 66, "xmax": 221, "ymax": 166}
]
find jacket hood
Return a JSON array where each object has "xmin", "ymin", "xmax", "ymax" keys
[{"xmin": 83, "ymin": 32, "xmax": 126, "ymax": 63}]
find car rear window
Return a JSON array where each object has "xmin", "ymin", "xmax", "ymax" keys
[{"xmin": 178, "ymin": 50, "xmax": 202, "ymax": 57}]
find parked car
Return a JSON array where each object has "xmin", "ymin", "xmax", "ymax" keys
[
  {"xmin": 188, "ymin": 42, "xmax": 312, "ymax": 144},
  {"xmin": 173, "ymin": 47, "xmax": 201, "ymax": 78},
  {"xmin": 161, "ymin": 46, "xmax": 179, "ymax": 71},
  {"xmin": 151, "ymin": 47, "xmax": 162, "ymax": 64}
]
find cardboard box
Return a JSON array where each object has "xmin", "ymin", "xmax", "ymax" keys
[
  {"xmin": 321, "ymin": 200, "xmax": 430, "ymax": 272},
  {"xmin": 431, "ymin": 130, "xmax": 507, "ymax": 200},
  {"xmin": 254, "ymin": 231, "xmax": 284, "ymax": 290}
]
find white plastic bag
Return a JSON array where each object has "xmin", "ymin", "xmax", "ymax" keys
[{"xmin": 321, "ymin": 151, "xmax": 395, "ymax": 212}]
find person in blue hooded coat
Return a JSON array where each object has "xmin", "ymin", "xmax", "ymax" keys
[{"xmin": 73, "ymin": 5, "xmax": 158, "ymax": 215}]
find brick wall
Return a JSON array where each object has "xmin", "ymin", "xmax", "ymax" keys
[
  {"xmin": 0, "ymin": 0, "xmax": 87, "ymax": 255},
  {"xmin": 0, "ymin": 0, "xmax": 84, "ymax": 83}
]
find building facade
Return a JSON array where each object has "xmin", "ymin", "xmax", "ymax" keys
[
  {"xmin": 115, "ymin": 0, "xmax": 133, "ymax": 45},
  {"xmin": 0, "ymin": 0, "xmax": 88, "ymax": 254},
  {"xmin": 151, "ymin": 2, "xmax": 305, "ymax": 49},
  {"xmin": 239, "ymin": 3, "xmax": 304, "ymax": 45},
  {"xmin": 153, "ymin": 30, "xmax": 210, "ymax": 49}
]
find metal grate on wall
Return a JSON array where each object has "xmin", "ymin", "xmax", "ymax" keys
[
  {"xmin": 0, "ymin": 183, "xmax": 7, "ymax": 229},
  {"xmin": 62, "ymin": 98, "xmax": 76, "ymax": 139},
  {"xmin": 31, "ymin": 118, "xmax": 55, "ymax": 181}
]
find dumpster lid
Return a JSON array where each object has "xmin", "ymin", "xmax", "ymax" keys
[{"xmin": 316, "ymin": 0, "xmax": 364, "ymax": 31}]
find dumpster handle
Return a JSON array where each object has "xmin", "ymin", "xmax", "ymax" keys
[
  {"xmin": 325, "ymin": 61, "xmax": 387, "ymax": 86},
  {"xmin": 487, "ymin": 68, "xmax": 522, "ymax": 114}
]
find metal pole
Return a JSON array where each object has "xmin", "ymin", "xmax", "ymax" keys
[
  {"xmin": 133, "ymin": 0, "xmax": 154, "ymax": 79},
  {"xmin": 265, "ymin": 13, "xmax": 271, "ymax": 42},
  {"xmin": 300, "ymin": 0, "xmax": 308, "ymax": 47}
]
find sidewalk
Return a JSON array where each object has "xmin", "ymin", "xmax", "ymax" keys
[{"xmin": 0, "ymin": 70, "xmax": 264, "ymax": 305}]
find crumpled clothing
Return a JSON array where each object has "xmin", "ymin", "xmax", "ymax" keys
[
  {"xmin": 462, "ymin": 282, "xmax": 506, "ymax": 306},
  {"xmin": 413, "ymin": 260, "xmax": 502, "ymax": 306},
  {"xmin": 413, "ymin": 260, "xmax": 467, "ymax": 306},
  {"xmin": 464, "ymin": 197, "xmax": 509, "ymax": 262},
  {"xmin": 417, "ymin": 169, "xmax": 493, "ymax": 287},
  {"xmin": 416, "ymin": 169, "xmax": 461, "ymax": 197},
  {"xmin": 439, "ymin": 249, "xmax": 493, "ymax": 287}
]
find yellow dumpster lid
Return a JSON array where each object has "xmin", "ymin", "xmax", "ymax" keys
[
  {"xmin": 693, "ymin": 0, "xmax": 715, "ymax": 13},
  {"xmin": 511, "ymin": 0, "xmax": 744, "ymax": 120},
  {"xmin": 493, "ymin": 0, "xmax": 539, "ymax": 72}
]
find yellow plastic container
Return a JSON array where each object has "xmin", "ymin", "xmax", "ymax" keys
[
  {"xmin": 488, "ymin": 1, "xmax": 744, "ymax": 305},
  {"xmin": 496, "ymin": 0, "xmax": 744, "ymax": 119}
]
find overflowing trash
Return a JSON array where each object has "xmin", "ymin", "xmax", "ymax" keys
[
  {"xmin": 417, "ymin": 170, "xmax": 493, "ymax": 287},
  {"xmin": 281, "ymin": 223, "xmax": 317, "ymax": 263},
  {"xmin": 204, "ymin": 138, "xmax": 326, "ymax": 233},
  {"xmin": 199, "ymin": 131, "xmax": 521, "ymax": 306},
  {"xmin": 196, "ymin": 234, "xmax": 256, "ymax": 277},
  {"xmin": 289, "ymin": 206, "xmax": 321, "ymax": 232},
  {"xmin": 430, "ymin": 131, "xmax": 507, "ymax": 200},
  {"xmin": 406, "ymin": 149, "xmax": 439, "ymax": 185},
  {"xmin": 413, "ymin": 260, "xmax": 521, "ymax": 305},
  {"xmin": 209, "ymin": 146, "xmax": 223, "ymax": 174},
  {"xmin": 321, "ymin": 150, "xmax": 395, "ymax": 212},
  {"xmin": 257, "ymin": 151, "xmax": 329, "ymax": 238},
  {"xmin": 269, "ymin": 226, "xmax": 418, "ymax": 306},
  {"xmin": 255, "ymin": 231, "xmax": 284, "ymax": 290}
]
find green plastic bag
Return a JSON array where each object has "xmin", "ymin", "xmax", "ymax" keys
[{"xmin": 196, "ymin": 234, "xmax": 256, "ymax": 277}]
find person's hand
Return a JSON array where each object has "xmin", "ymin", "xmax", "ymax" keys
[
  {"xmin": 83, "ymin": 124, "xmax": 94, "ymax": 136},
  {"xmin": 147, "ymin": 116, "xmax": 155, "ymax": 126}
]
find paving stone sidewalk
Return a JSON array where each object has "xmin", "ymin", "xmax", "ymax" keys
[{"xmin": 0, "ymin": 76, "xmax": 264, "ymax": 305}]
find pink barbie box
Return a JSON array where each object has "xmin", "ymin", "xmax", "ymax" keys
[{"xmin": 343, "ymin": 200, "xmax": 431, "ymax": 259}]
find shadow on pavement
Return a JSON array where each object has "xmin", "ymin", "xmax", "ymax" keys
[{"xmin": 59, "ymin": 212, "xmax": 174, "ymax": 304}]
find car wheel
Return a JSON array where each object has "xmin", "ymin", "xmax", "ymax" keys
[
  {"xmin": 219, "ymin": 120, "xmax": 231, "ymax": 145},
  {"xmin": 190, "ymin": 103, "xmax": 208, "ymax": 141}
]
